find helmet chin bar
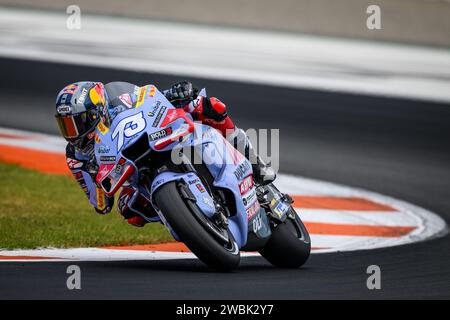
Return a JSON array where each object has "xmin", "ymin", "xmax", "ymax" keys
[
  {"xmin": 72, "ymin": 126, "xmax": 97, "ymax": 152},
  {"xmin": 75, "ymin": 135, "xmax": 93, "ymax": 153}
]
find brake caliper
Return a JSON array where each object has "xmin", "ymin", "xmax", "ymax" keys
[{"xmin": 257, "ymin": 184, "xmax": 291, "ymax": 223}]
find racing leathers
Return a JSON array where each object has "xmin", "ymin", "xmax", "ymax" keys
[{"xmin": 66, "ymin": 140, "xmax": 113, "ymax": 215}]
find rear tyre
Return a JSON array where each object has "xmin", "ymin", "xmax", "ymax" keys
[
  {"xmin": 259, "ymin": 208, "xmax": 311, "ymax": 268},
  {"xmin": 154, "ymin": 182, "xmax": 240, "ymax": 271}
]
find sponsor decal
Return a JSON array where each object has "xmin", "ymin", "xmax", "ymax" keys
[
  {"xmin": 56, "ymin": 105, "xmax": 71, "ymax": 114},
  {"xmin": 152, "ymin": 106, "xmax": 167, "ymax": 127},
  {"xmin": 271, "ymin": 199, "xmax": 289, "ymax": 218},
  {"xmin": 246, "ymin": 200, "xmax": 261, "ymax": 220},
  {"xmin": 97, "ymin": 122, "xmax": 109, "ymax": 135},
  {"xmin": 63, "ymin": 84, "xmax": 78, "ymax": 94},
  {"xmin": 196, "ymin": 183, "xmax": 206, "ymax": 193},
  {"xmin": 148, "ymin": 86, "xmax": 156, "ymax": 97},
  {"xmin": 239, "ymin": 175, "xmax": 254, "ymax": 195},
  {"xmin": 67, "ymin": 158, "xmax": 83, "ymax": 169},
  {"xmin": 274, "ymin": 202, "xmax": 289, "ymax": 218},
  {"xmin": 136, "ymin": 86, "xmax": 148, "ymax": 108},
  {"xmin": 95, "ymin": 133, "xmax": 101, "ymax": 144},
  {"xmin": 243, "ymin": 189, "xmax": 257, "ymax": 207},
  {"xmin": 203, "ymin": 196, "xmax": 214, "ymax": 208},
  {"xmin": 89, "ymin": 84, "xmax": 105, "ymax": 106},
  {"xmin": 234, "ymin": 161, "xmax": 252, "ymax": 181},
  {"xmin": 77, "ymin": 88, "xmax": 88, "ymax": 104},
  {"xmin": 148, "ymin": 101, "xmax": 161, "ymax": 117},
  {"xmin": 96, "ymin": 187, "xmax": 106, "ymax": 211},
  {"xmin": 188, "ymin": 178, "xmax": 200, "ymax": 185},
  {"xmin": 114, "ymin": 164, "xmax": 123, "ymax": 174},
  {"xmin": 149, "ymin": 127, "xmax": 172, "ymax": 141},
  {"xmin": 164, "ymin": 109, "xmax": 179, "ymax": 124},
  {"xmin": 119, "ymin": 93, "xmax": 133, "ymax": 109},
  {"xmin": 97, "ymin": 145, "xmax": 110, "ymax": 154},
  {"xmin": 252, "ymin": 214, "xmax": 263, "ymax": 233},
  {"xmin": 100, "ymin": 156, "xmax": 116, "ymax": 163},
  {"xmin": 97, "ymin": 164, "xmax": 114, "ymax": 181}
]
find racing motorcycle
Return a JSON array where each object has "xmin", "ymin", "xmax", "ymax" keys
[{"xmin": 95, "ymin": 84, "xmax": 311, "ymax": 270}]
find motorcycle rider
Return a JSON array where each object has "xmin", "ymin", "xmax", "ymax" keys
[{"xmin": 55, "ymin": 81, "xmax": 275, "ymax": 227}]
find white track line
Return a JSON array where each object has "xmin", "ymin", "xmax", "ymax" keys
[
  {"xmin": 1, "ymin": 8, "xmax": 450, "ymax": 103},
  {"xmin": 0, "ymin": 127, "xmax": 447, "ymax": 261},
  {"xmin": 0, "ymin": 247, "xmax": 260, "ymax": 262},
  {"xmin": 285, "ymin": 174, "xmax": 448, "ymax": 253},
  {"xmin": 298, "ymin": 210, "xmax": 419, "ymax": 227}
]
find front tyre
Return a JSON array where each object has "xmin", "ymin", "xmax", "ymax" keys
[
  {"xmin": 154, "ymin": 182, "xmax": 240, "ymax": 271},
  {"xmin": 259, "ymin": 208, "xmax": 311, "ymax": 268}
]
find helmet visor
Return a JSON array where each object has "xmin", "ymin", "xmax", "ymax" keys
[{"xmin": 55, "ymin": 112, "xmax": 98, "ymax": 142}]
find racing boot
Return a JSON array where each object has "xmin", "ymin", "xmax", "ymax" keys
[
  {"xmin": 227, "ymin": 128, "xmax": 276, "ymax": 185},
  {"xmin": 117, "ymin": 186, "xmax": 158, "ymax": 227}
]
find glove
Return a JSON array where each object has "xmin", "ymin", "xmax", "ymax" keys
[
  {"xmin": 165, "ymin": 81, "xmax": 198, "ymax": 106},
  {"xmin": 85, "ymin": 155, "xmax": 99, "ymax": 181},
  {"xmin": 198, "ymin": 97, "xmax": 228, "ymax": 122}
]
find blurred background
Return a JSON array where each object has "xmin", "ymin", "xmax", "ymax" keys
[{"xmin": 1, "ymin": 0, "xmax": 450, "ymax": 46}]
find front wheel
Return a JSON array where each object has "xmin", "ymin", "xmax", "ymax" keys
[
  {"xmin": 259, "ymin": 208, "xmax": 311, "ymax": 268},
  {"xmin": 154, "ymin": 182, "xmax": 240, "ymax": 271}
]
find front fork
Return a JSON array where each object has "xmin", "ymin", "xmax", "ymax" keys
[{"xmin": 256, "ymin": 183, "xmax": 296, "ymax": 226}]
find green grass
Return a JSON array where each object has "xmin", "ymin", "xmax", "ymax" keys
[{"xmin": 0, "ymin": 162, "xmax": 172, "ymax": 249}]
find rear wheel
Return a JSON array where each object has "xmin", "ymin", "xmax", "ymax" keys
[
  {"xmin": 259, "ymin": 208, "xmax": 311, "ymax": 268},
  {"xmin": 154, "ymin": 182, "xmax": 240, "ymax": 271}
]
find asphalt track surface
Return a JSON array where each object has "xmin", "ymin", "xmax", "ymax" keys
[{"xmin": 1, "ymin": 57, "xmax": 450, "ymax": 299}]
